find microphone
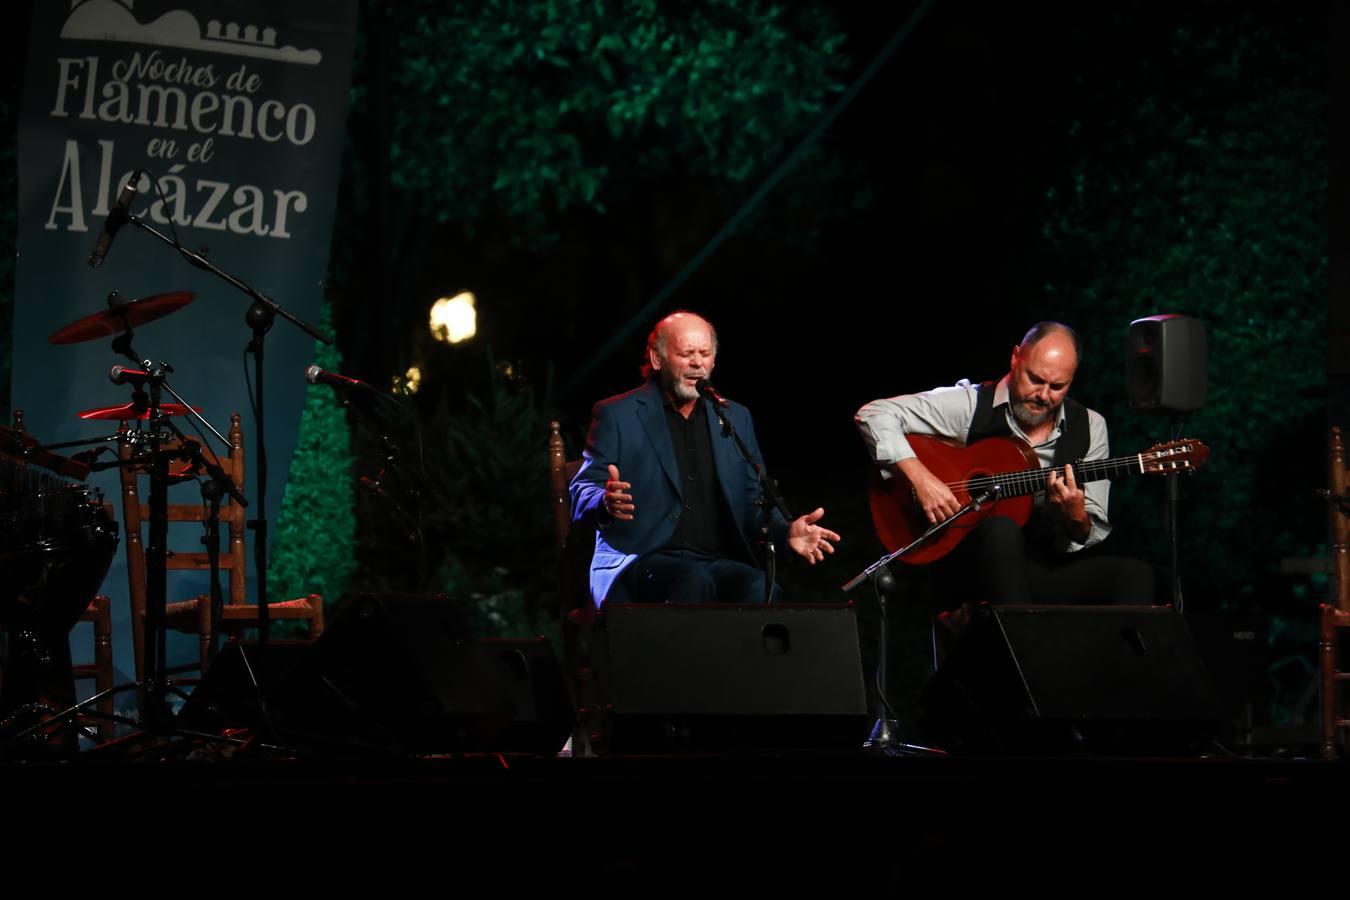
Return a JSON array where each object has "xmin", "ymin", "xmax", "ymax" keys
[
  {"xmin": 305, "ymin": 364, "xmax": 374, "ymax": 392},
  {"xmin": 694, "ymin": 378, "xmax": 728, "ymax": 408},
  {"xmin": 88, "ymin": 170, "xmax": 143, "ymax": 269},
  {"xmin": 109, "ymin": 364, "xmax": 153, "ymax": 386}
]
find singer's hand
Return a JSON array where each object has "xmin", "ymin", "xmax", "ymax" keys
[
  {"xmin": 603, "ymin": 464, "xmax": 634, "ymax": 521},
  {"xmin": 787, "ymin": 508, "xmax": 839, "ymax": 565}
]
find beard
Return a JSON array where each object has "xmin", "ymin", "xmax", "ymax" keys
[
  {"xmin": 659, "ymin": 366, "xmax": 703, "ymax": 403},
  {"xmin": 1011, "ymin": 398, "xmax": 1057, "ymax": 429}
]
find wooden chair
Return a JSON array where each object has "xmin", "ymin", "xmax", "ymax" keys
[
  {"xmin": 70, "ymin": 596, "xmax": 115, "ymax": 740},
  {"xmin": 6, "ymin": 410, "xmax": 117, "ymax": 740},
  {"xmin": 548, "ymin": 420, "xmax": 598, "ymax": 755},
  {"xmin": 118, "ymin": 413, "xmax": 324, "ymax": 680},
  {"xmin": 1321, "ymin": 425, "xmax": 1350, "ymax": 758}
]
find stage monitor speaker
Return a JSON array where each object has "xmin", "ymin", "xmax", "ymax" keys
[
  {"xmin": 919, "ymin": 605, "xmax": 1223, "ymax": 754},
  {"xmin": 270, "ymin": 593, "xmax": 573, "ymax": 753},
  {"xmin": 1184, "ymin": 611, "xmax": 1270, "ymax": 730},
  {"xmin": 1126, "ymin": 314, "xmax": 1208, "ymax": 412},
  {"xmin": 595, "ymin": 604, "xmax": 868, "ymax": 752}
]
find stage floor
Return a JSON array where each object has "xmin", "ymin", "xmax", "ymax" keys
[{"xmin": 5, "ymin": 750, "xmax": 1345, "ymax": 891}]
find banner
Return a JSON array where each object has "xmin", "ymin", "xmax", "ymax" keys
[{"xmin": 13, "ymin": 0, "xmax": 357, "ymax": 685}]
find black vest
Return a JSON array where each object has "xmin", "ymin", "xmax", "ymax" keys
[
  {"xmin": 967, "ymin": 381, "xmax": 1091, "ymax": 553},
  {"xmin": 967, "ymin": 381, "xmax": 1090, "ymax": 465}
]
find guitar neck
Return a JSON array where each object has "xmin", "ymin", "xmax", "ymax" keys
[{"xmin": 982, "ymin": 454, "xmax": 1148, "ymax": 499}]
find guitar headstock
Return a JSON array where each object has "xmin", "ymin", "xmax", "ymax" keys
[{"xmin": 1141, "ymin": 439, "xmax": 1210, "ymax": 475}]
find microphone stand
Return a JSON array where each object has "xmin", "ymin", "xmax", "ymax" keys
[
  {"xmin": 337, "ymin": 388, "xmax": 442, "ymax": 590},
  {"xmin": 842, "ymin": 484, "xmax": 999, "ymax": 753},
  {"xmin": 119, "ymin": 211, "xmax": 331, "ymax": 680},
  {"xmin": 703, "ymin": 392, "xmax": 792, "ymax": 605},
  {"xmin": 165, "ymin": 431, "xmax": 249, "ymax": 668},
  {"xmin": 353, "ymin": 409, "xmax": 423, "ymax": 576}
]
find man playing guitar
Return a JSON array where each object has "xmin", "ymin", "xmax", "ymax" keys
[{"xmin": 854, "ymin": 321, "xmax": 1156, "ymax": 611}]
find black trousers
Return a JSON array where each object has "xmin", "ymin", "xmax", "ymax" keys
[{"xmin": 930, "ymin": 515, "xmax": 1156, "ymax": 607}]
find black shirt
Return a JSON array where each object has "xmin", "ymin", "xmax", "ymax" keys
[{"xmin": 662, "ymin": 399, "xmax": 731, "ymax": 556}]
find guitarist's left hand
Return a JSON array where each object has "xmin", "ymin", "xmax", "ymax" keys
[{"xmin": 1046, "ymin": 464, "xmax": 1091, "ymax": 543}]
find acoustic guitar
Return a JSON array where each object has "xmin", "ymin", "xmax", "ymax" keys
[{"xmin": 868, "ymin": 433, "xmax": 1209, "ymax": 564}]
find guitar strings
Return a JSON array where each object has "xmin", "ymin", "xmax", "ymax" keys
[{"xmin": 936, "ymin": 449, "xmax": 1197, "ymax": 495}]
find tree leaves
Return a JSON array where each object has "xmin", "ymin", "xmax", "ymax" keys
[
  {"xmin": 1036, "ymin": 12, "xmax": 1327, "ymax": 612},
  {"xmin": 356, "ymin": 0, "xmax": 847, "ymax": 247},
  {"xmin": 267, "ymin": 303, "xmax": 358, "ymax": 610}
]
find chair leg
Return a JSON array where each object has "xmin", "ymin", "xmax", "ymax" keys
[
  {"xmin": 1323, "ymin": 605, "xmax": 1340, "ymax": 760},
  {"xmin": 131, "ymin": 609, "xmax": 145, "ymax": 685},
  {"xmin": 93, "ymin": 599, "xmax": 115, "ymax": 741},
  {"xmin": 198, "ymin": 592, "xmax": 214, "ymax": 677},
  {"xmin": 308, "ymin": 594, "xmax": 325, "ymax": 639}
]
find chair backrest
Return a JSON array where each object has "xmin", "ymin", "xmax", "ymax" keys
[
  {"xmin": 548, "ymin": 420, "xmax": 600, "ymax": 754},
  {"xmin": 119, "ymin": 413, "xmax": 248, "ymax": 610},
  {"xmin": 1332, "ymin": 426, "xmax": 1349, "ymax": 613},
  {"xmin": 548, "ymin": 420, "xmax": 584, "ymax": 553}
]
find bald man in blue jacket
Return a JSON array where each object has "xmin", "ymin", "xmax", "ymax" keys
[{"xmin": 570, "ymin": 312, "xmax": 839, "ymax": 607}]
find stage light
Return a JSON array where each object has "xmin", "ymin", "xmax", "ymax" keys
[
  {"xmin": 394, "ymin": 365, "xmax": 423, "ymax": 395},
  {"xmin": 430, "ymin": 292, "xmax": 477, "ymax": 344}
]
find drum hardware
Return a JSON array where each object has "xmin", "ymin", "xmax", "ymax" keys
[
  {"xmin": 95, "ymin": 341, "xmax": 243, "ymax": 742},
  {"xmin": 6, "ymin": 313, "xmax": 251, "ymax": 756},
  {"xmin": 76, "ymin": 185, "xmax": 331, "ymax": 694},
  {"xmin": 0, "ymin": 442, "xmax": 119, "ymax": 755},
  {"xmin": 21, "ymin": 168, "xmax": 331, "ymax": 753}
]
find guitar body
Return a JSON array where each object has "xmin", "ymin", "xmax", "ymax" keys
[{"xmin": 868, "ymin": 434, "xmax": 1040, "ymax": 565}]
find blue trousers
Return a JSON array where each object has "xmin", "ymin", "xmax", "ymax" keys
[{"xmin": 620, "ymin": 549, "xmax": 783, "ymax": 604}]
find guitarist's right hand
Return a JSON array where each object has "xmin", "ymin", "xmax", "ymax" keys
[{"xmin": 898, "ymin": 458, "xmax": 962, "ymax": 525}]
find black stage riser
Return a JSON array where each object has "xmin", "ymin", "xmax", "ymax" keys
[
  {"xmin": 595, "ymin": 603, "xmax": 869, "ymax": 752},
  {"xmin": 920, "ymin": 605, "xmax": 1224, "ymax": 755},
  {"xmin": 193, "ymin": 594, "xmax": 574, "ymax": 754}
]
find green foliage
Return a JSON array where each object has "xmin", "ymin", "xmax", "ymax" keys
[
  {"xmin": 266, "ymin": 303, "xmax": 357, "ymax": 609},
  {"xmin": 420, "ymin": 357, "xmax": 558, "ymax": 637},
  {"xmin": 360, "ymin": 0, "xmax": 848, "ymax": 245},
  {"xmin": 1037, "ymin": 14, "xmax": 1327, "ymax": 609}
]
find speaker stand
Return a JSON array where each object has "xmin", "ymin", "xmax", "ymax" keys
[{"xmin": 1166, "ymin": 472, "xmax": 1184, "ymax": 612}]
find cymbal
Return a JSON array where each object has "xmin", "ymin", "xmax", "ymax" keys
[
  {"xmin": 48, "ymin": 292, "xmax": 194, "ymax": 344},
  {"xmin": 77, "ymin": 402, "xmax": 203, "ymax": 421}
]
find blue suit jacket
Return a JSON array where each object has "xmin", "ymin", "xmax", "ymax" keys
[{"xmin": 569, "ymin": 379, "xmax": 788, "ymax": 607}]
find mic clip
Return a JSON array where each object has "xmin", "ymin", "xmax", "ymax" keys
[{"xmin": 970, "ymin": 484, "xmax": 1000, "ymax": 510}]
